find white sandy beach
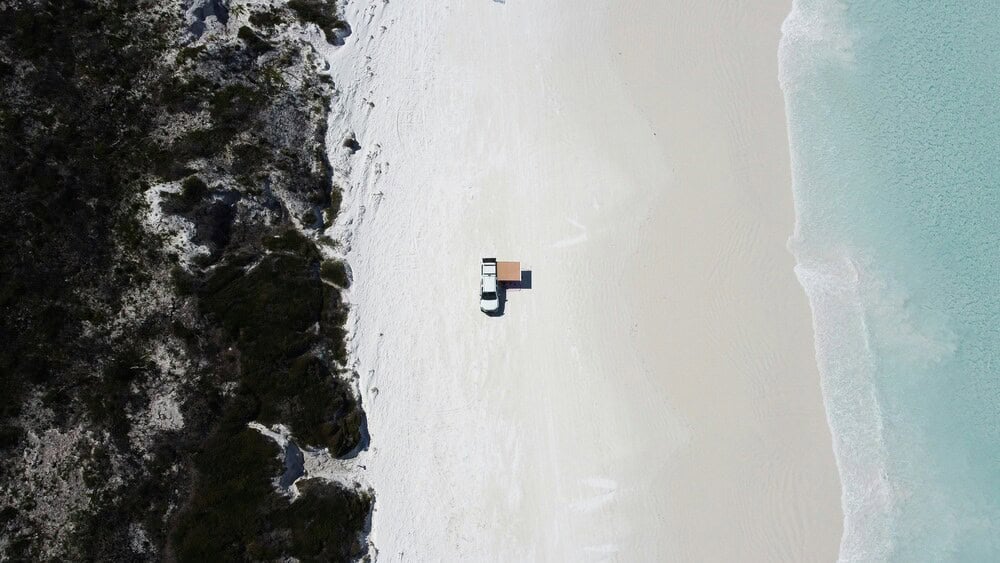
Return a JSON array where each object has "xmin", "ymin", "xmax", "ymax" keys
[{"xmin": 319, "ymin": 0, "xmax": 842, "ymax": 559}]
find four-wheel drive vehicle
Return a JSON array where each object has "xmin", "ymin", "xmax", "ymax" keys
[
  {"xmin": 481, "ymin": 258, "xmax": 521, "ymax": 314},
  {"xmin": 480, "ymin": 258, "xmax": 500, "ymax": 313}
]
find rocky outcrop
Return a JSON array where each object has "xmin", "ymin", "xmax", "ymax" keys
[{"xmin": 185, "ymin": 0, "xmax": 229, "ymax": 38}]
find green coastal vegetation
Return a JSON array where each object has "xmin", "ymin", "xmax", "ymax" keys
[
  {"xmin": 0, "ymin": 0, "xmax": 370, "ymax": 560},
  {"xmin": 288, "ymin": 0, "xmax": 351, "ymax": 43}
]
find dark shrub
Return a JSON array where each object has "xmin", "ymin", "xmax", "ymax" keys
[{"xmin": 320, "ymin": 260, "xmax": 350, "ymax": 288}]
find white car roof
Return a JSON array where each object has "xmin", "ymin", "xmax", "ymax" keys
[{"xmin": 482, "ymin": 276, "xmax": 497, "ymax": 293}]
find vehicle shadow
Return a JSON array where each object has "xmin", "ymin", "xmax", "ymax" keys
[
  {"xmin": 484, "ymin": 270, "xmax": 532, "ymax": 317},
  {"xmin": 506, "ymin": 270, "xmax": 532, "ymax": 290}
]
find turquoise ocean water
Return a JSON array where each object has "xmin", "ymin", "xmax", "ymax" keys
[{"xmin": 779, "ymin": 1, "xmax": 1000, "ymax": 560}]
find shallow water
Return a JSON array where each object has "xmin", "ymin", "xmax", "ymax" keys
[{"xmin": 780, "ymin": 0, "xmax": 1000, "ymax": 560}]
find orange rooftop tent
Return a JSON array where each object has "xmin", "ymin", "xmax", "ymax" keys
[{"xmin": 497, "ymin": 261, "xmax": 521, "ymax": 282}]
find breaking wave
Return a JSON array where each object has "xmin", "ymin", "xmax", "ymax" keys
[{"xmin": 780, "ymin": 0, "xmax": 1000, "ymax": 560}]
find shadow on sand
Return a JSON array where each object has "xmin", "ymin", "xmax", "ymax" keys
[
  {"xmin": 485, "ymin": 270, "xmax": 532, "ymax": 317},
  {"xmin": 506, "ymin": 269, "xmax": 532, "ymax": 290}
]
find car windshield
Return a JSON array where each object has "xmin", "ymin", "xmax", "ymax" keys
[{"xmin": 482, "ymin": 291, "xmax": 497, "ymax": 300}]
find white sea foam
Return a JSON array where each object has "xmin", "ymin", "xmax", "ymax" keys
[
  {"xmin": 778, "ymin": 0, "xmax": 854, "ymax": 95},
  {"xmin": 781, "ymin": 3, "xmax": 892, "ymax": 560},
  {"xmin": 791, "ymin": 245, "xmax": 961, "ymax": 562},
  {"xmin": 789, "ymin": 245, "xmax": 894, "ymax": 562}
]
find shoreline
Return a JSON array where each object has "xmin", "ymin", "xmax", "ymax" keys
[
  {"xmin": 611, "ymin": 0, "xmax": 844, "ymax": 558},
  {"xmin": 778, "ymin": 1, "xmax": 1000, "ymax": 558},
  {"xmin": 322, "ymin": 0, "xmax": 842, "ymax": 559}
]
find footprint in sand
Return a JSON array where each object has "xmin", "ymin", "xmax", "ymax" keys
[
  {"xmin": 551, "ymin": 218, "xmax": 588, "ymax": 248},
  {"xmin": 570, "ymin": 477, "xmax": 618, "ymax": 513}
]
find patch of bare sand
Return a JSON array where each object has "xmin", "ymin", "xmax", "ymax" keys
[{"xmin": 318, "ymin": 0, "xmax": 841, "ymax": 559}]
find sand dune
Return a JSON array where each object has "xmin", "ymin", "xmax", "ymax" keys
[{"xmin": 318, "ymin": 0, "xmax": 842, "ymax": 559}]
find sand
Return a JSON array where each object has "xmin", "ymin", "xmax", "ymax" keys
[{"xmin": 318, "ymin": 0, "xmax": 843, "ymax": 560}]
